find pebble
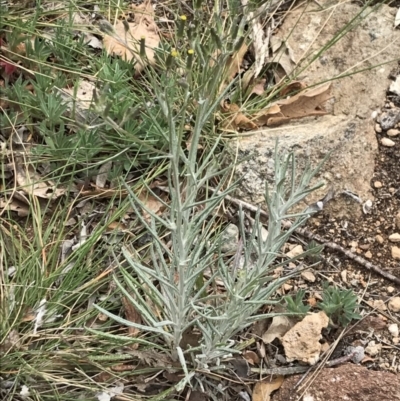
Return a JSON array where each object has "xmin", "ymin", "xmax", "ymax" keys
[
  {"xmin": 381, "ymin": 137, "xmax": 395, "ymax": 147},
  {"xmin": 368, "ymin": 299, "xmax": 387, "ymax": 311},
  {"xmin": 392, "ymin": 246, "xmax": 400, "ymax": 260},
  {"xmin": 388, "ymin": 324, "xmax": 399, "ymax": 337},
  {"xmin": 389, "ymin": 233, "xmax": 400, "ymax": 242},
  {"xmin": 388, "ymin": 297, "xmax": 400, "ymax": 312},
  {"xmin": 286, "ymin": 244, "xmax": 304, "ymax": 258},
  {"xmin": 387, "ymin": 128, "xmax": 400, "ymax": 137},
  {"xmin": 379, "ymin": 110, "xmax": 400, "ymax": 130},
  {"xmin": 220, "ymin": 224, "xmax": 239, "ymax": 253},
  {"xmin": 365, "ymin": 251, "xmax": 372, "ymax": 259},
  {"xmin": 341, "ymin": 270, "xmax": 347, "ymax": 283},
  {"xmin": 375, "ymin": 234, "xmax": 384, "ymax": 244},
  {"xmin": 375, "ymin": 123, "xmax": 382, "ymax": 133},
  {"xmin": 301, "ymin": 270, "xmax": 316, "ymax": 282},
  {"xmin": 365, "ymin": 340, "xmax": 382, "ymax": 356},
  {"xmin": 387, "ymin": 286, "xmax": 395, "ymax": 293},
  {"xmin": 374, "ymin": 181, "xmax": 383, "ymax": 188}
]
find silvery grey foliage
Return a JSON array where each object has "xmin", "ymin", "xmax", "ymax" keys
[
  {"xmin": 95, "ymin": 142, "xmax": 327, "ymax": 370},
  {"xmin": 93, "ymin": 9, "xmax": 328, "ymax": 371}
]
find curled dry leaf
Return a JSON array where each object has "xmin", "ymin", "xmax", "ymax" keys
[
  {"xmin": 16, "ymin": 164, "xmax": 65, "ymax": 199},
  {"xmin": 253, "ymin": 376, "xmax": 284, "ymax": 401},
  {"xmin": 269, "ymin": 36, "xmax": 296, "ymax": 78},
  {"xmin": 0, "ymin": 197, "xmax": 29, "ymax": 216},
  {"xmin": 243, "ymin": 350, "xmax": 260, "ymax": 365},
  {"xmin": 279, "ymin": 81, "xmax": 307, "ymax": 97},
  {"xmin": 103, "ymin": 0, "xmax": 159, "ymax": 73},
  {"xmin": 221, "ymin": 102, "xmax": 257, "ymax": 131},
  {"xmin": 96, "ymin": 161, "xmax": 113, "ymax": 188},
  {"xmin": 121, "ymin": 295, "xmax": 142, "ymax": 342},
  {"xmin": 255, "ymin": 83, "xmax": 332, "ymax": 127},
  {"xmin": 138, "ymin": 190, "xmax": 166, "ymax": 222},
  {"xmin": 225, "ymin": 42, "xmax": 249, "ymax": 82}
]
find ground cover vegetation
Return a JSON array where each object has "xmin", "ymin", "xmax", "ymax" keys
[{"xmin": 0, "ymin": 0, "xmax": 389, "ymax": 399}]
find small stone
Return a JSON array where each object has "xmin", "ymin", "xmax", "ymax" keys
[
  {"xmin": 375, "ymin": 123, "xmax": 382, "ymax": 133},
  {"xmin": 388, "ymin": 324, "xmax": 399, "ymax": 337},
  {"xmin": 395, "ymin": 212, "xmax": 400, "ymax": 230},
  {"xmin": 387, "ymin": 128, "xmax": 400, "ymax": 137},
  {"xmin": 392, "ymin": 246, "xmax": 400, "ymax": 260},
  {"xmin": 381, "ymin": 137, "xmax": 395, "ymax": 147},
  {"xmin": 220, "ymin": 224, "xmax": 239, "ymax": 253},
  {"xmin": 389, "ymin": 233, "xmax": 400, "ymax": 242},
  {"xmin": 341, "ymin": 270, "xmax": 347, "ymax": 283},
  {"xmin": 388, "ymin": 297, "xmax": 400, "ymax": 312},
  {"xmin": 379, "ymin": 110, "xmax": 400, "ymax": 130},
  {"xmin": 375, "ymin": 234, "xmax": 384, "ymax": 244},
  {"xmin": 393, "ymin": 337, "xmax": 399, "ymax": 345},
  {"xmin": 368, "ymin": 299, "xmax": 387, "ymax": 311},
  {"xmin": 365, "ymin": 340, "xmax": 382, "ymax": 357},
  {"xmin": 365, "ymin": 251, "xmax": 372, "ymax": 259},
  {"xmin": 345, "ymin": 345, "xmax": 365, "ymax": 364},
  {"xmin": 301, "ymin": 271, "xmax": 316, "ymax": 283},
  {"xmin": 387, "ymin": 286, "xmax": 395, "ymax": 293},
  {"xmin": 373, "ymin": 181, "xmax": 383, "ymax": 188},
  {"xmin": 371, "ymin": 110, "xmax": 378, "ymax": 120},
  {"xmin": 286, "ymin": 244, "xmax": 304, "ymax": 258}
]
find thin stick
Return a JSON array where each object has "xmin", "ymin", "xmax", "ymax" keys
[{"xmin": 208, "ymin": 187, "xmax": 400, "ymax": 286}]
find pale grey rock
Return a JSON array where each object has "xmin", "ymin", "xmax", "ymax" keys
[
  {"xmin": 380, "ymin": 109, "xmax": 400, "ymax": 130},
  {"xmin": 233, "ymin": 0, "xmax": 400, "ymax": 218},
  {"xmin": 220, "ymin": 223, "xmax": 239, "ymax": 254}
]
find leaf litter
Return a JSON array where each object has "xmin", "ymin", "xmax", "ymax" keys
[{"xmin": 103, "ymin": 0, "xmax": 160, "ymax": 73}]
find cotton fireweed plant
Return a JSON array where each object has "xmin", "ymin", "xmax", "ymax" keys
[{"xmin": 92, "ymin": 5, "xmax": 328, "ymax": 374}]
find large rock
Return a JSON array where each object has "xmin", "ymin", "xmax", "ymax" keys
[
  {"xmin": 272, "ymin": 363, "xmax": 400, "ymax": 401},
  {"xmin": 235, "ymin": 1, "xmax": 400, "ymax": 217}
]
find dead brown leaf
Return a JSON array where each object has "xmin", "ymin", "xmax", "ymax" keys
[
  {"xmin": 15, "ymin": 164, "xmax": 65, "ymax": 199},
  {"xmin": 138, "ymin": 190, "xmax": 165, "ymax": 222},
  {"xmin": 103, "ymin": 0, "xmax": 159, "ymax": 73},
  {"xmin": 0, "ymin": 197, "xmax": 29, "ymax": 216},
  {"xmin": 253, "ymin": 376, "xmax": 284, "ymax": 401},
  {"xmin": 95, "ymin": 161, "xmax": 112, "ymax": 188},
  {"xmin": 105, "ymin": 220, "xmax": 129, "ymax": 233},
  {"xmin": 250, "ymin": 78, "xmax": 267, "ymax": 96},
  {"xmin": 121, "ymin": 295, "xmax": 142, "ymax": 341},
  {"xmin": 255, "ymin": 83, "xmax": 332, "ymax": 127},
  {"xmin": 225, "ymin": 42, "xmax": 248, "ymax": 82},
  {"xmin": 222, "ymin": 102, "xmax": 257, "ymax": 130},
  {"xmin": 279, "ymin": 81, "xmax": 307, "ymax": 97},
  {"xmin": 270, "ymin": 36, "xmax": 296, "ymax": 77},
  {"xmin": 243, "ymin": 350, "xmax": 260, "ymax": 365}
]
